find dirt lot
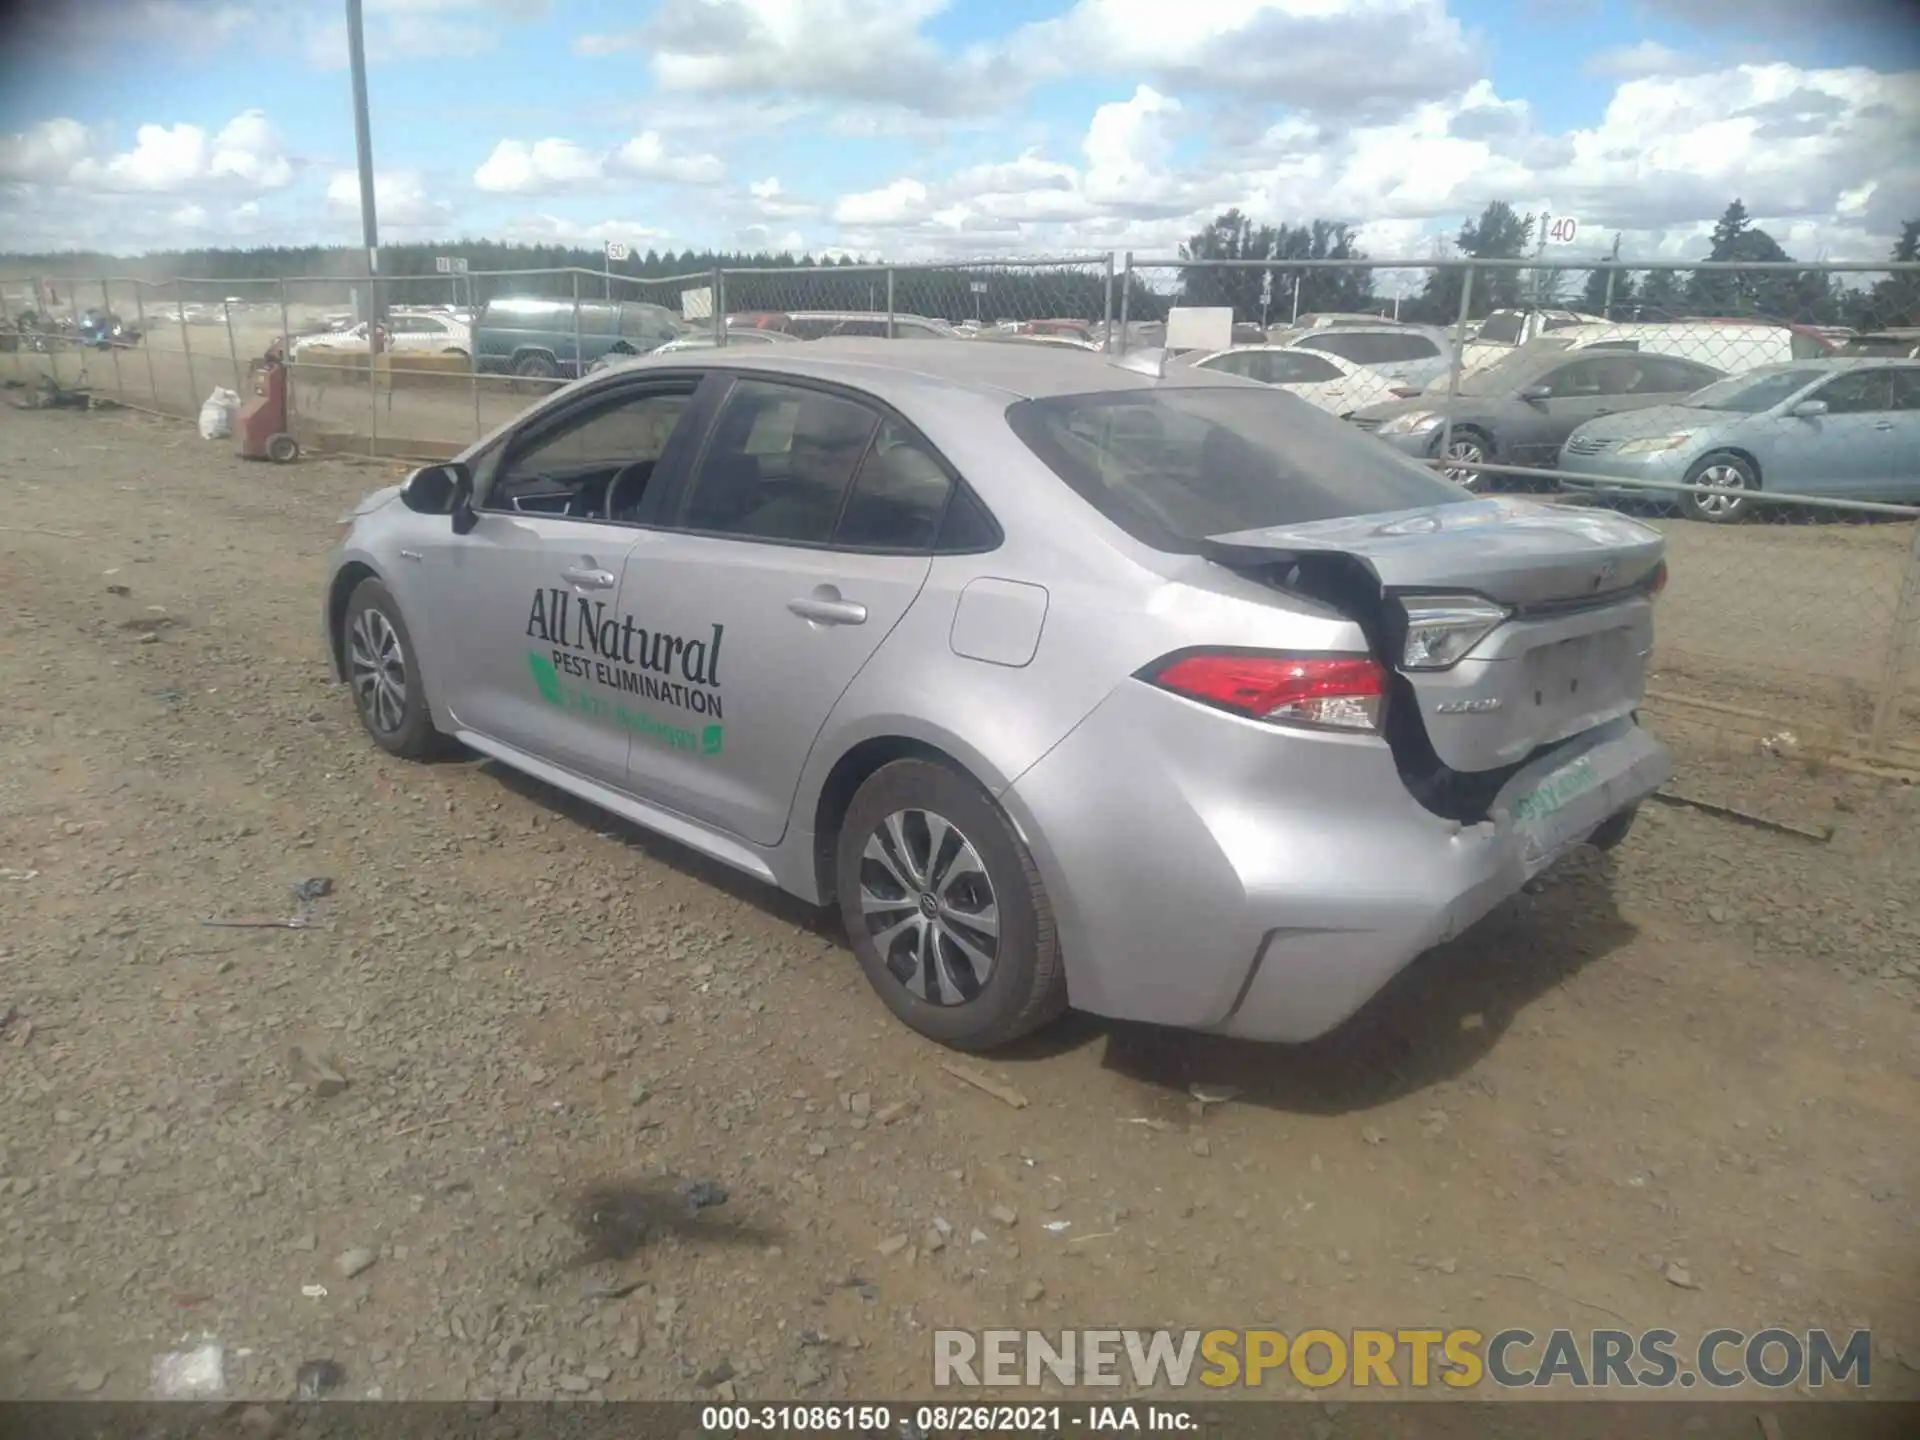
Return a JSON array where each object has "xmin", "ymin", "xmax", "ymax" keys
[{"xmin": 1, "ymin": 403, "xmax": 1918, "ymax": 1411}]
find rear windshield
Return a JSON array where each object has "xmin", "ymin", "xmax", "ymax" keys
[{"xmin": 1004, "ymin": 386, "xmax": 1470, "ymax": 552}]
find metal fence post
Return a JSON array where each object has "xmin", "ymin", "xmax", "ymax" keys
[
  {"xmin": 885, "ymin": 267, "xmax": 897, "ymax": 338},
  {"xmin": 133, "ymin": 283, "xmax": 158, "ymax": 410},
  {"xmin": 1601, "ymin": 265, "xmax": 1617, "ymax": 323},
  {"xmin": 1868, "ymin": 520, "xmax": 1920, "ymax": 759},
  {"xmin": 571, "ymin": 270, "xmax": 584, "ymax": 384},
  {"xmin": 222, "ymin": 294, "xmax": 243, "ymax": 392},
  {"xmin": 0, "ymin": 286, "xmax": 16, "ymax": 387},
  {"xmin": 1435, "ymin": 260, "xmax": 1477, "ymax": 477},
  {"xmin": 279, "ymin": 278, "xmax": 295, "ymax": 435},
  {"xmin": 711, "ymin": 267, "xmax": 725, "ymax": 346},
  {"xmin": 1101, "ymin": 253, "xmax": 1115, "ymax": 352},
  {"xmin": 367, "ymin": 272, "xmax": 380, "ymax": 458},
  {"xmin": 100, "ymin": 278, "xmax": 124, "ymax": 399},
  {"xmin": 177, "ymin": 287, "xmax": 198, "ymax": 412},
  {"xmin": 1117, "ymin": 252, "xmax": 1133, "ymax": 354}
]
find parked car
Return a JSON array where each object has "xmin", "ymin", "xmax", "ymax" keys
[
  {"xmin": 1288, "ymin": 311, "xmax": 1401, "ymax": 330},
  {"xmin": 1506, "ymin": 319, "xmax": 1836, "ymax": 375},
  {"xmin": 1840, "ymin": 329, "xmax": 1920, "ymax": 359},
  {"xmin": 1460, "ymin": 308, "xmax": 1605, "ymax": 373},
  {"xmin": 1352, "ymin": 346, "xmax": 1727, "ymax": 487},
  {"xmin": 76, "ymin": 308, "xmax": 140, "ymax": 349},
  {"xmin": 473, "ymin": 296, "xmax": 687, "ymax": 383},
  {"xmin": 293, "ymin": 311, "xmax": 473, "ymax": 361},
  {"xmin": 1272, "ymin": 323, "xmax": 1457, "ymax": 389},
  {"xmin": 322, "ymin": 339, "xmax": 1669, "ymax": 1051},
  {"xmin": 727, "ymin": 310, "xmax": 956, "ymax": 340},
  {"xmin": 1187, "ymin": 344, "xmax": 1407, "ymax": 415},
  {"xmin": 1557, "ymin": 358, "xmax": 1920, "ymax": 521}
]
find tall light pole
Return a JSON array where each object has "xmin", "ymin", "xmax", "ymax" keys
[{"xmin": 346, "ymin": 0, "xmax": 381, "ymax": 333}]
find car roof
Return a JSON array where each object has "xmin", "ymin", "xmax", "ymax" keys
[
  {"xmin": 1726, "ymin": 355, "xmax": 1917, "ymax": 378},
  {"xmin": 599, "ymin": 336, "xmax": 1243, "ymax": 401}
]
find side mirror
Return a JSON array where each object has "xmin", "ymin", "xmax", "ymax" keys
[
  {"xmin": 1519, "ymin": 383, "xmax": 1552, "ymax": 403},
  {"xmin": 400, "ymin": 462, "xmax": 476, "ymax": 531},
  {"xmin": 1790, "ymin": 399, "xmax": 1828, "ymax": 419}
]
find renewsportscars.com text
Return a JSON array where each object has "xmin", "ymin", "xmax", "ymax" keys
[{"xmin": 933, "ymin": 1327, "xmax": 1873, "ymax": 1391}]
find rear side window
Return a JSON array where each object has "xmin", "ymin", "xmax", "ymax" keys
[
  {"xmin": 834, "ymin": 421, "xmax": 954, "ymax": 549},
  {"xmin": 680, "ymin": 379, "xmax": 879, "ymax": 543},
  {"xmin": 1004, "ymin": 387, "xmax": 1468, "ymax": 553},
  {"xmin": 1890, "ymin": 368, "xmax": 1920, "ymax": 410}
]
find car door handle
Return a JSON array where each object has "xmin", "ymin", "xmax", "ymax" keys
[
  {"xmin": 787, "ymin": 596, "xmax": 868, "ymax": 626},
  {"xmin": 560, "ymin": 564, "xmax": 616, "ymax": 590},
  {"xmin": 1874, "ymin": 421, "xmax": 1896, "ymax": 431}
]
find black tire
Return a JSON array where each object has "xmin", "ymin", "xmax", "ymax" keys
[
  {"xmin": 1681, "ymin": 451, "xmax": 1758, "ymax": 523},
  {"xmin": 1435, "ymin": 427, "xmax": 1493, "ymax": 490},
  {"xmin": 266, "ymin": 433, "xmax": 299, "ymax": 463},
  {"xmin": 341, "ymin": 578, "xmax": 444, "ymax": 760},
  {"xmin": 511, "ymin": 351, "xmax": 559, "ymax": 393},
  {"xmin": 1588, "ymin": 804, "xmax": 1638, "ymax": 852},
  {"xmin": 835, "ymin": 759, "xmax": 1066, "ymax": 1051}
]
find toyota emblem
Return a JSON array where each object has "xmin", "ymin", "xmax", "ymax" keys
[{"xmin": 1593, "ymin": 560, "xmax": 1617, "ymax": 591}]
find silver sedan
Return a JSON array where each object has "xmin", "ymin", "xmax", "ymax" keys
[{"xmin": 323, "ymin": 341, "xmax": 1671, "ymax": 1050}]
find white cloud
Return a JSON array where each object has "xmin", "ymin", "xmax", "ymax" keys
[
  {"xmin": 324, "ymin": 169, "xmax": 450, "ymax": 229},
  {"xmin": 591, "ymin": 0, "xmax": 1480, "ymax": 120},
  {"xmin": 303, "ymin": 0, "xmax": 555, "ymax": 68},
  {"xmin": 826, "ymin": 59, "xmax": 1918, "ymax": 264},
  {"xmin": 616, "ymin": 133, "xmax": 726, "ymax": 185},
  {"xmin": 473, "ymin": 134, "xmax": 724, "ymax": 194},
  {"xmin": 1010, "ymin": 0, "xmax": 1481, "ymax": 117},
  {"xmin": 0, "ymin": 119, "xmax": 93, "ymax": 184},
  {"xmin": 607, "ymin": 0, "xmax": 1020, "ymax": 116},
  {"xmin": 51, "ymin": 110, "xmax": 293, "ymax": 194},
  {"xmin": 1583, "ymin": 41, "xmax": 1699, "ymax": 79},
  {"xmin": 748, "ymin": 178, "xmax": 818, "ymax": 219}
]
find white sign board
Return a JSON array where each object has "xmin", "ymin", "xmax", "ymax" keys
[
  {"xmin": 1260, "ymin": 271, "xmax": 1274, "ymax": 306},
  {"xmin": 433, "ymin": 256, "xmax": 467, "ymax": 274},
  {"xmin": 605, "ymin": 240, "xmax": 631, "ymax": 263},
  {"xmin": 680, "ymin": 285, "xmax": 714, "ymax": 321},
  {"xmin": 1164, "ymin": 305, "xmax": 1235, "ymax": 354},
  {"xmin": 1545, "ymin": 216, "xmax": 1579, "ymax": 246},
  {"xmin": 969, "ymin": 281, "xmax": 988, "ymax": 295}
]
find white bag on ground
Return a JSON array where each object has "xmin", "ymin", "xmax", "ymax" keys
[{"xmin": 198, "ymin": 387, "xmax": 241, "ymax": 440}]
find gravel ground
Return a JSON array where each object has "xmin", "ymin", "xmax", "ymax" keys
[{"xmin": 1, "ymin": 403, "xmax": 1918, "ymax": 1408}]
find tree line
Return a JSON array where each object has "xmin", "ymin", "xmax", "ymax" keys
[
  {"xmin": 0, "ymin": 205, "xmax": 1914, "ymax": 330},
  {"xmin": 1177, "ymin": 200, "xmax": 1919, "ymax": 332}
]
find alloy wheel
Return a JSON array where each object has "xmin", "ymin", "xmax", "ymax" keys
[
  {"xmin": 348, "ymin": 607, "xmax": 409, "ymax": 736},
  {"xmin": 1441, "ymin": 435, "xmax": 1486, "ymax": 487},
  {"xmin": 857, "ymin": 809, "xmax": 1001, "ymax": 1006},
  {"xmin": 1691, "ymin": 462, "xmax": 1751, "ymax": 518}
]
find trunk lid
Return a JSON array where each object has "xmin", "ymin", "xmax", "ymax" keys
[{"xmin": 1203, "ymin": 496, "xmax": 1664, "ymax": 775}]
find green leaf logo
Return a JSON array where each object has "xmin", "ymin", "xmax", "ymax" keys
[
  {"xmin": 527, "ymin": 652, "xmax": 564, "ymax": 707},
  {"xmin": 701, "ymin": 724, "xmax": 724, "ymax": 756}
]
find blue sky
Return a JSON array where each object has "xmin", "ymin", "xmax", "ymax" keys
[{"xmin": 1, "ymin": 0, "xmax": 1914, "ymax": 262}]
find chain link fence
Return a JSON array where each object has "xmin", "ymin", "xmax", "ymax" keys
[{"xmin": 4, "ymin": 253, "xmax": 1915, "ymax": 759}]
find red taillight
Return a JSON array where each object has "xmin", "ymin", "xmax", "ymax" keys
[
  {"xmin": 1647, "ymin": 560, "xmax": 1668, "ymax": 598},
  {"xmin": 1147, "ymin": 651, "xmax": 1388, "ymax": 733}
]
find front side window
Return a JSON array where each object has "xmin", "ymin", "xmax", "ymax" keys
[
  {"xmin": 1005, "ymin": 386, "xmax": 1468, "ymax": 552},
  {"xmin": 679, "ymin": 380, "xmax": 880, "ymax": 543},
  {"xmin": 1813, "ymin": 369, "xmax": 1897, "ymax": 415},
  {"xmin": 483, "ymin": 384, "xmax": 697, "ymax": 520}
]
